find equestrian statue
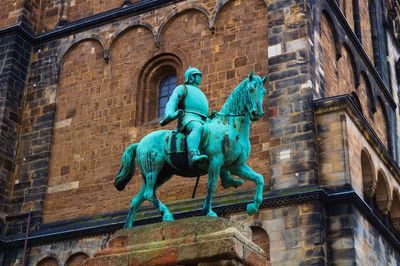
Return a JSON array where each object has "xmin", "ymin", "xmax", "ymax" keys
[{"xmin": 115, "ymin": 66, "xmax": 268, "ymax": 228}]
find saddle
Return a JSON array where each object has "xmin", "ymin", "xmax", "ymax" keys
[
  {"xmin": 164, "ymin": 131, "xmax": 206, "ymax": 175},
  {"xmin": 165, "ymin": 131, "xmax": 189, "ymax": 171}
]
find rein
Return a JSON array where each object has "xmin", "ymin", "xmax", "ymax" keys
[{"xmin": 210, "ymin": 110, "xmax": 249, "ymax": 118}]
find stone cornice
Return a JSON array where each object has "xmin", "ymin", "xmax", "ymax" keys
[
  {"xmin": 314, "ymin": 95, "xmax": 400, "ymax": 180},
  {"xmin": 1, "ymin": 186, "xmax": 400, "ymax": 253},
  {"xmin": 0, "ymin": 0, "xmax": 184, "ymax": 44}
]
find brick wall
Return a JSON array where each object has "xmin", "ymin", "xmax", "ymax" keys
[{"xmin": 10, "ymin": 0, "xmax": 270, "ymax": 224}]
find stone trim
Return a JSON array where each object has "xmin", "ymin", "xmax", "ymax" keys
[
  {"xmin": 0, "ymin": 0, "xmax": 185, "ymax": 44},
  {"xmin": 2, "ymin": 187, "xmax": 400, "ymax": 253}
]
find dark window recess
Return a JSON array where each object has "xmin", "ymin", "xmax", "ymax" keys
[{"xmin": 158, "ymin": 75, "xmax": 177, "ymax": 117}]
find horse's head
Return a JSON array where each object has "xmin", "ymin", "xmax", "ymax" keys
[{"xmin": 246, "ymin": 72, "xmax": 268, "ymax": 121}]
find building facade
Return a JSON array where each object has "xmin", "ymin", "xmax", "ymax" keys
[{"xmin": 0, "ymin": 0, "xmax": 400, "ymax": 264}]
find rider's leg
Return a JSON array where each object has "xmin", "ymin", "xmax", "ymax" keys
[{"xmin": 186, "ymin": 121, "xmax": 208, "ymax": 166}]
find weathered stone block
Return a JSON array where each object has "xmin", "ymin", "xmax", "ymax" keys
[{"xmin": 84, "ymin": 217, "xmax": 268, "ymax": 266}]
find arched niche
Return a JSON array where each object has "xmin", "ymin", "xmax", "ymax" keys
[
  {"xmin": 250, "ymin": 226, "xmax": 270, "ymax": 261},
  {"xmin": 66, "ymin": 252, "xmax": 89, "ymax": 266}
]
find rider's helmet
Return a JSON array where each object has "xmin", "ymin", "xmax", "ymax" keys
[{"xmin": 184, "ymin": 66, "xmax": 202, "ymax": 84}]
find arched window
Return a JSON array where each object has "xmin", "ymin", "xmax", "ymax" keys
[
  {"xmin": 136, "ymin": 53, "xmax": 183, "ymax": 125},
  {"xmin": 158, "ymin": 75, "xmax": 177, "ymax": 117}
]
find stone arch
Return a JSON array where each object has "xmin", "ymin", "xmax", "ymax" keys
[
  {"xmin": 374, "ymin": 97, "xmax": 389, "ymax": 148},
  {"xmin": 107, "ymin": 23, "xmax": 155, "ymax": 51},
  {"xmin": 135, "ymin": 53, "xmax": 184, "ymax": 125},
  {"xmin": 250, "ymin": 225, "xmax": 270, "ymax": 261},
  {"xmin": 320, "ymin": 11, "xmax": 341, "ymax": 59},
  {"xmin": 390, "ymin": 189, "xmax": 400, "ymax": 233},
  {"xmin": 36, "ymin": 256, "xmax": 59, "ymax": 266},
  {"xmin": 65, "ymin": 252, "xmax": 89, "ymax": 266},
  {"xmin": 358, "ymin": 71, "xmax": 376, "ymax": 117},
  {"xmin": 156, "ymin": 5, "xmax": 211, "ymax": 47},
  {"xmin": 57, "ymin": 36, "xmax": 106, "ymax": 67},
  {"xmin": 374, "ymin": 170, "xmax": 391, "ymax": 215},
  {"xmin": 390, "ymin": 189, "xmax": 400, "ymax": 232},
  {"xmin": 338, "ymin": 43, "xmax": 359, "ymax": 89},
  {"xmin": 320, "ymin": 11, "xmax": 340, "ymax": 97},
  {"xmin": 361, "ymin": 148, "xmax": 376, "ymax": 200},
  {"xmin": 210, "ymin": 0, "xmax": 267, "ymax": 30}
]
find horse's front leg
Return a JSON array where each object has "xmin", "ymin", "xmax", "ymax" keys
[
  {"xmin": 231, "ymin": 164, "xmax": 264, "ymax": 215},
  {"xmin": 203, "ymin": 157, "xmax": 222, "ymax": 217}
]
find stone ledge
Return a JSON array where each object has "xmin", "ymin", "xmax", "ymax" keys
[{"xmin": 84, "ymin": 217, "xmax": 267, "ymax": 266}]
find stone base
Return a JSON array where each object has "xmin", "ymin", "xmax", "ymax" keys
[{"xmin": 83, "ymin": 216, "xmax": 267, "ymax": 266}]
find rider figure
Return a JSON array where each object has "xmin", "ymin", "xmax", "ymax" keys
[{"xmin": 161, "ymin": 66, "xmax": 208, "ymax": 167}]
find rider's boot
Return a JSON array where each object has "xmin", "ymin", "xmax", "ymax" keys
[{"xmin": 188, "ymin": 150, "xmax": 208, "ymax": 167}]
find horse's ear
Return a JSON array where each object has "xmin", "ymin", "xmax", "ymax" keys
[
  {"xmin": 248, "ymin": 72, "xmax": 254, "ymax": 81},
  {"xmin": 262, "ymin": 76, "xmax": 268, "ymax": 84}
]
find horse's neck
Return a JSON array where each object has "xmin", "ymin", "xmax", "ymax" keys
[{"xmin": 224, "ymin": 115, "xmax": 251, "ymax": 138}]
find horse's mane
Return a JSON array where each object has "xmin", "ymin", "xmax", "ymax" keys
[{"xmin": 220, "ymin": 78, "xmax": 250, "ymax": 115}]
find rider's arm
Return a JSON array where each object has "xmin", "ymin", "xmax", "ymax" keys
[{"xmin": 165, "ymin": 85, "xmax": 185, "ymax": 117}]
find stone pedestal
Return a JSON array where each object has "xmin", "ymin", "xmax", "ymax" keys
[{"xmin": 83, "ymin": 216, "xmax": 267, "ymax": 266}]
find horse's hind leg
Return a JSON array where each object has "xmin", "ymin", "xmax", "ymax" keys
[
  {"xmin": 152, "ymin": 173, "xmax": 174, "ymax": 221},
  {"xmin": 125, "ymin": 185, "xmax": 145, "ymax": 228}
]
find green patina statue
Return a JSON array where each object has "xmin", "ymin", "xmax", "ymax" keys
[{"xmin": 115, "ymin": 67, "xmax": 268, "ymax": 228}]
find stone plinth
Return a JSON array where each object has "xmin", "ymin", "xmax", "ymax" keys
[{"xmin": 83, "ymin": 216, "xmax": 267, "ymax": 266}]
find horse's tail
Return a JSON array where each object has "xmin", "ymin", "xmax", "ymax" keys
[{"xmin": 114, "ymin": 143, "xmax": 138, "ymax": 191}]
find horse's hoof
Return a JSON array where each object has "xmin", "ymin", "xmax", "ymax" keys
[
  {"xmin": 163, "ymin": 213, "xmax": 174, "ymax": 221},
  {"xmin": 207, "ymin": 210, "xmax": 218, "ymax": 217},
  {"xmin": 246, "ymin": 203, "xmax": 258, "ymax": 216}
]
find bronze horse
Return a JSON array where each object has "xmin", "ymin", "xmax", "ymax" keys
[{"xmin": 115, "ymin": 73, "xmax": 268, "ymax": 228}]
